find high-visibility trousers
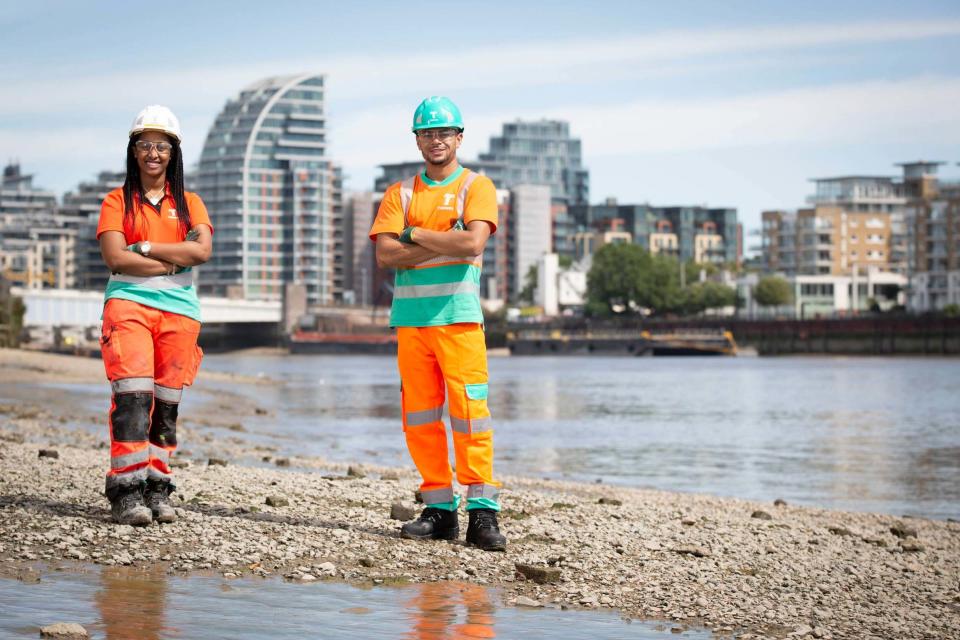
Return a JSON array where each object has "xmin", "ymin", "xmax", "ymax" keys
[
  {"xmin": 397, "ymin": 323, "xmax": 500, "ymax": 511},
  {"xmin": 100, "ymin": 299, "xmax": 202, "ymax": 500}
]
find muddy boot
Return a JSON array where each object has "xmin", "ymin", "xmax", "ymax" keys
[
  {"xmin": 110, "ymin": 486, "xmax": 152, "ymax": 526},
  {"xmin": 144, "ymin": 480, "xmax": 177, "ymax": 523},
  {"xmin": 400, "ymin": 507, "xmax": 459, "ymax": 541},
  {"xmin": 466, "ymin": 509, "xmax": 506, "ymax": 551}
]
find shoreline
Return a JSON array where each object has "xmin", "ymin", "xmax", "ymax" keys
[{"xmin": 1, "ymin": 349, "xmax": 958, "ymax": 639}]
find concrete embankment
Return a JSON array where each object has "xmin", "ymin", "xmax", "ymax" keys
[
  {"xmin": 1, "ymin": 349, "xmax": 958, "ymax": 639},
  {"xmin": 507, "ymin": 316, "xmax": 960, "ymax": 356}
]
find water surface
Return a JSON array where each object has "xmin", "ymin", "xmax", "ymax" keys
[{"xmin": 0, "ymin": 566, "xmax": 710, "ymax": 639}]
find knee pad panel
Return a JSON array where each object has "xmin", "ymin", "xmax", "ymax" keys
[
  {"xmin": 150, "ymin": 399, "xmax": 179, "ymax": 447},
  {"xmin": 111, "ymin": 392, "xmax": 152, "ymax": 442}
]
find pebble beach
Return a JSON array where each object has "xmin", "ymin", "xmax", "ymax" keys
[{"xmin": 1, "ymin": 349, "xmax": 958, "ymax": 639}]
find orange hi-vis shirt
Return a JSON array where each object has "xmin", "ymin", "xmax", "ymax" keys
[
  {"xmin": 369, "ymin": 167, "xmax": 498, "ymax": 327},
  {"xmin": 97, "ymin": 186, "xmax": 213, "ymax": 321},
  {"xmin": 97, "ymin": 185, "xmax": 211, "ymax": 245}
]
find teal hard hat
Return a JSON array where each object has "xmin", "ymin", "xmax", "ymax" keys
[{"xmin": 412, "ymin": 96, "xmax": 464, "ymax": 132}]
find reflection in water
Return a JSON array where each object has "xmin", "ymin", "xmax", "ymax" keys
[
  {"xmin": 1, "ymin": 568, "xmax": 707, "ymax": 639},
  {"xmin": 95, "ymin": 565, "xmax": 168, "ymax": 640},
  {"xmin": 404, "ymin": 582, "xmax": 496, "ymax": 639}
]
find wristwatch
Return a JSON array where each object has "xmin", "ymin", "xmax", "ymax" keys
[{"xmin": 138, "ymin": 241, "xmax": 152, "ymax": 256}]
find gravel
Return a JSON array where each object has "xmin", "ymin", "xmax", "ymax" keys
[{"xmin": 1, "ymin": 349, "xmax": 959, "ymax": 639}]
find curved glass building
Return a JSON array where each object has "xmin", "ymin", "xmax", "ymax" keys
[{"xmin": 196, "ymin": 74, "xmax": 343, "ymax": 304}]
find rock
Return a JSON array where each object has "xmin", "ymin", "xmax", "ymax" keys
[
  {"xmin": 790, "ymin": 624, "xmax": 813, "ymax": 637},
  {"xmin": 827, "ymin": 526, "xmax": 852, "ymax": 536},
  {"xmin": 900, "ymin": 538, "xmax": 924, "ymax": 552},
  {"xmin": 681, "ymin": 518, "xmax": 696, "ymax": 526},
  {"xmin": 812, "ymin": 627, "xmax": 825, "ymax": 638},
  {"xmin": 346, "ymin": 465, "xmax": 366, "ymax": 478},
  {"xmin": 40, "ymin": 622, "xmax": 88, "ymax": 638},
  {"xmin": 380, "ymin": 471, "xmax": 400, "ymax": 481},
  {"xmin": 316, "ymin": 562, "xmax": 336, "ymax": 576},
  {"xmin": 300, "ymin": 573, "xmax": 317, "ymax": 582},
  {"xmin": 515, "ymin": 563, "xmax": 561, "ymax": 584},
  {"xmin": 598, "ymin": 497, "xmax": 622, "ymax": 506},
  {"xmin": 890, "ymin": 522, "xmax": 918, "ymax": 539},
  {"xmin": 751, "ymin": 510, "xmax": 773, "ymax": 520},
  {"xmin": 359, "ymin": 558, "xmax": 375, "ymax": 568},
  {"xmin": 774, "ymin": 498, "xmax": 788, "ymax": 507},
  {"xmin": 514, "ymin": 596, "xmax": 542, "ymax": 607},
  {"xmin": 265, "ymin": 495, "xmax": 288, "ymax": 507},
  {"xmin": 169, "ymin": 458, "xmax": 189, "ymax": 469},
  {"xmin": 38, "ymin": 449, "xmax": 60, "ymax": 459},
  {"xmin": 413, "ymin": 490, "xmax": 423, "ymax": 504},
  {"xmin": 672, "ymin": 546, "xmax": 710, "ymax": 558},
  {"xmin": 274, "ymin": 458, "xmax": 290, "ymax": 467},
  {"xmin": 207, "ymin": 458, "xmax": 228, "ymax": 467},
  {"xmin": 862, "ymin": 536, "xmax": 887, "ymax": 547},
  {"xmin": 390, "ymin": 502, "xmax": 416, "ymax": 521}
]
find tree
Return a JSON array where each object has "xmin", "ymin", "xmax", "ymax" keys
[
  {"xmin": 586, "ymin": 243, "xmax": 651, "ymax": 315},
  {"xmin": 680, "ymin": 281, "xmax": 737, "ymax": 315},
  {"xmin": 518, "ymin": 264, "xmax": 538, "ymax": 304},
  {"xmin": 754, "ymin": 276, "xmax": 793, "ymax": 307}
]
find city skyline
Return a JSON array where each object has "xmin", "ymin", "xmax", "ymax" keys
[{"xmin": 2, "ymin": 0, "xmax": 960, "ymax": 246}]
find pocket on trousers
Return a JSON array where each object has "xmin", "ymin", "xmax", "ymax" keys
[
  {"xmin": 100, "ymin": 323, "xmax": 123, "ymax": 379},
  {"xmin": 465, "ymin": 383, "xmax": 488, "ymax": 401},
  {"xmin": 183, "ymin": 345, "xmax": 203, "ymax": 387}
]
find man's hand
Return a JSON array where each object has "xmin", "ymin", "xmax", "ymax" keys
[{"xmin": 399, "ymin": 227, "xmax": 417, "ymax": 244}]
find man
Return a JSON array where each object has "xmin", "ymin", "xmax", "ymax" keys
[{"xmin": 370, "ymin": 96, "xmax": 506, "ymax": 551}]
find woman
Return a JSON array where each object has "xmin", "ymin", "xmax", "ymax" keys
[{"xmin": 96, "ymin": 105, "xmax": 213, "ymax": 525}]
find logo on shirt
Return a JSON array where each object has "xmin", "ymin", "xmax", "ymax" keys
[
  {"xmin": 168, "ymin": 209, "xmax": 178, "ymax": 219},
  {"xmin": 437, "ymin": 193, "xmax": 455, "ymax": 211}
]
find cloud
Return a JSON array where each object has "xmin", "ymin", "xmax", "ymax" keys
[
  {"xmin": 332, "ymin": 76, "xmax": 960, "ymax": 181},
  {"xmin": 3, "ymin": 19, "xmax": 959, "ymax": 118}
]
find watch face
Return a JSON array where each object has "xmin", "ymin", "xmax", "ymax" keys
[{"xmin": 141, "ymin": 241, "xmax": 151, "ymax": 255}]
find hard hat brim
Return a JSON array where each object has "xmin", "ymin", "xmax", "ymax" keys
[{"xmin": 129, "ymin": 126, "xmax": 181, "ymax": 143}]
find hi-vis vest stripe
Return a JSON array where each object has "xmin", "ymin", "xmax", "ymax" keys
[
  {"xmin": 104, "ymin": 269, "xmax": 201, "ymax": 321},
  {"xmin": 390, "ymin": 171, "xmax": 485, "ymax": 327}
]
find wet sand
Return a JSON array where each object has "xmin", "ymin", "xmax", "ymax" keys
[{"xmin": 1, "ymin": 349, "xmax": 958, "ymax": 639}]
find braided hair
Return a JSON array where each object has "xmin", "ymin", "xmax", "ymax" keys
[{"xmin": 122, "ymin": 134, "xmax": 192, "ymax": 235}]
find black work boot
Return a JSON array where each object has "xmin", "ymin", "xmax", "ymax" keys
[
  {"xmin": 466, "ymin": 509, "xmax": 506, "ymax": 551},
  {"xmin": 144, "ymin": 480, "xmax": 176, "ymax": 523},
  {"xmin": 400, "ymin": 507, "xmax": 459, "ymax": 541},
  {"xmin": 109, "ymin": 486, "xmax": 152, "ymax": 527}
]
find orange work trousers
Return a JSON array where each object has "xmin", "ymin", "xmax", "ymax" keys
[
  {"xmin": 100, "ymin": 299, "xmax": 202, "ymax": 500},
  {"xmin": 397, "ymin": 323, "xmax": 500, "ymax": 510}
]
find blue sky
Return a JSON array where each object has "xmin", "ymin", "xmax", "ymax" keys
[{"xmin": 2, "ymin": 0, "xmax": 959, "ymax": 248}]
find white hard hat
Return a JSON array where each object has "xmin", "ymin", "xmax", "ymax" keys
[{"xmin": 129, "ymin": 105, "xmax": 182, "ymax": 142}]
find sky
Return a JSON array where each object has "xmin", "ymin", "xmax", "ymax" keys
[{"xmin": 2, "ymin": 0, "xmax": 959, "ymax": 251}]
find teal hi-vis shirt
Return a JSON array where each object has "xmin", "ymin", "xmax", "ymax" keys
[{"xmin": 369, "ymin": 168, "xmax": 499, "ymax": 328}]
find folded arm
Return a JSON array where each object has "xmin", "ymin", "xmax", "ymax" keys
[
  {"xmin": 407, "ymin": 220, "xmax": 492, "ymax": 257},
  {"xmin": 139, "ymin": 224, "xmax": 213, "ymax": 267},
  {"xmin": 376, "ymin": 233, "xmax": 440, "ymax": 268},
  {"xmin": 99, "ymin": 231, "xmax": 178, "ymax": 276}
]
